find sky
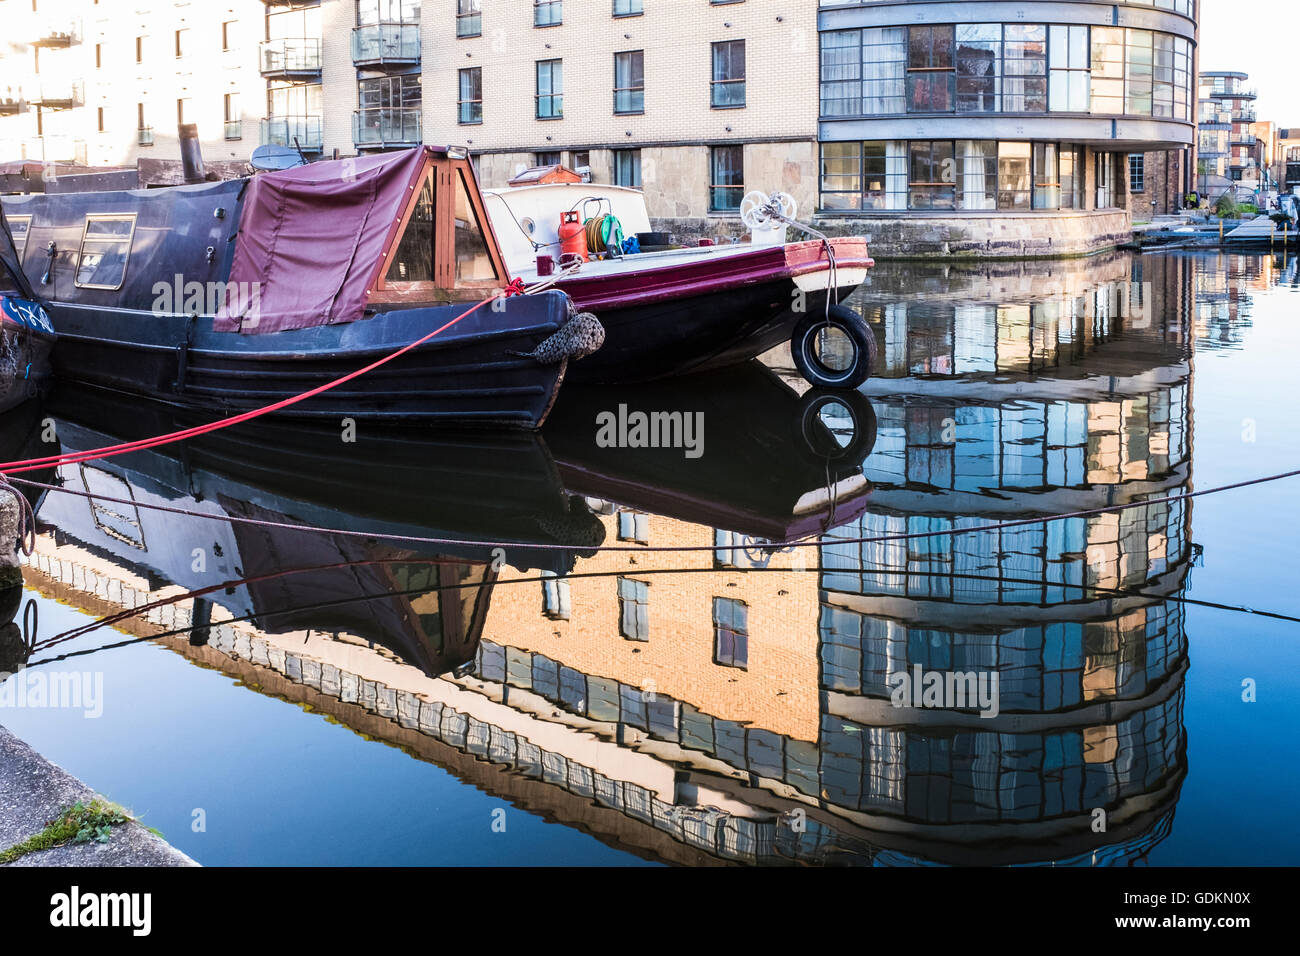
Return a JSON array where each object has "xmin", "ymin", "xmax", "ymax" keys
[{"xmin": 1199, "ymin": 0, "xmax": 1297, "ymax": 127}]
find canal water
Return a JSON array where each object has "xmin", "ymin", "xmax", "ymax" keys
[{"xmin": 1, "ymin": 250, "xmax": 1297, "ymax": 866}]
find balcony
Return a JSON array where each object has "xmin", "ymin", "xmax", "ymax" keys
[
  {"xmin": 353, "ymin": 107, "xmax": 422, "ymax": 150},
  {"xmin": 224, "ymin": 120, "xmax": 242, "ymax": 141},
  {"xmin": 33, "ymin": 22, "xmax": 80, "ymax": 48},
  {"xmin": 137, "ymin": 127, "xmax": 154, "ymax": 146},
  {"xmin": 261, "ymin": 115, "xmax": 323, "ymax": 152},
  {"xmin": 1232, "ymin": 134, "xmax": 1257, "ymax": 147},
  {"xmin": 0, "ymin": 96, "xmax": 25, "ymax": 115},
  {"xmin": 29, "ymin": 81, "xmax": 84, "ymax": 109},
  {"xmin": 351, "ymin": 23, "xmax": 420, "ymax": 69},
  {"xmin": 258, "ymin": 38, "xmax": 322, "ymax": 80}
]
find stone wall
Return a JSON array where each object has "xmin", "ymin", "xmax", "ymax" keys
[{"xmin": 810, "ymin": 209, "xmax": 1133, "ymax": 260}]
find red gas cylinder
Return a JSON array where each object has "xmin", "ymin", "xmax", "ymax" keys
[{"xmin": 558, "ymin": 210, "xmax": 588, "ymax": 262}]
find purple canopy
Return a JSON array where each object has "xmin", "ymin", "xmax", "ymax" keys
[{"xmin": 216, "ymin": 147, "xmax": 428, "ymax": 334}]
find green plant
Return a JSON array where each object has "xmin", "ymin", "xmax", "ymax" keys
[
  {"xmin": 1213, "ymin": 193, "xmax": 1240, "ymax": 219},
  {"xmin": 1238, "ymin": 203, "xmax": 1259, "ymax": 216},
  {"xmin": 0, "ymin": 799, "xmax": 133, "ymax": 865}
]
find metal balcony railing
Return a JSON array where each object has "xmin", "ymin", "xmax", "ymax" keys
[
  {"xmin": 30, "ymin": 80, "xmax": 84, "ymax": 109},
  {"xmin": 260, "ymin": 115, "xmax": 323, "ymax": 151},
  {"xmin": 33, "ymin": 22, "xmax": 79, "ymax": 48},
  {"xmin": 137, "ymin": 127, "xmax": 154, "ymax": 146},
  {"xmin": 351, "ymin": 24, "xmax": 420, "ymax": 68},
  {"xmin": 0, "ymin": 96, "xmax": 24, "ymax": 115},
  {"xmin": 258, "ymin": 38, "xmax": 322, "ymax": 78},
  {"xmin": 352, "ymin": 107, "xmax": 422, "ymax": 148},
  {"xmin": 224, "ymin": 120, "xmax": 242, "ymax": 140}
]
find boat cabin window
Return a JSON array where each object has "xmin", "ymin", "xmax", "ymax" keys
[
  {"xmin": 6, "ymin": 216, "xmax": 31, "ymax": 262},
  {"xmin": 385, "ymin": 171, "xmax": 435, "ymax": 283},
  {"xmin": 454, "ymin": 168, "xmax": 496, "ymax": 282},
  {"xmin": 74, "ymin": 214, "xmax": 136, "ymax": 290}
]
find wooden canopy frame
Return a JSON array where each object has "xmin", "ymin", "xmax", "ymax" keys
[{"xmin": 368, "ymin": 152, "xmax": 511, "ymax": 305}]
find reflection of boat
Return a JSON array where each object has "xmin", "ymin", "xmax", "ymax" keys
[
  {"xmin": 1, "ymin": 146, "xmax": 595, "ymax": 428},
  {"xmin": 484, "ymin": 175, "xmax": 875, "ymax": 387},
  {"xmin": 44, "ymin": 384, "xmax": 603, "ymax": 574},
  {"xmin": 543, "ymin": 362, "xmax": 877, "ymax": 540}
]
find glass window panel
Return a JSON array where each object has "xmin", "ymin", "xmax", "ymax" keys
[
  {"xmin": 454, "ymin": 168, "xmax": 496, "ymax": 282},
  {"xmin": 998, "ymin": 142, "xmax": 1032, "ymax": 210},
  {"xmin": 908, "ymin": 140, "xmax": 956, "ymax": 209},
  {"xmin": 955, "ymin": 24, "xmax": 1000, "ymax": 113},
  {"xmin": 386, "ymin": 172, "xmax": 434, "ymax": 282},
  {"xmin": 1002, "ymin": 24, "xmax": 1046, "ymax": 112},
  {"xmin": 956, "ymin": 140, "xmax": 996, "ymax": 210}
]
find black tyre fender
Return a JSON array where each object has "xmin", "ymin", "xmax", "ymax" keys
[
  {"xmin": 797, "ymin": 387, "xmax": 878, "ymax": 464},
  {"xmin": 791, "ymin": 303, "xmax": 876, "ymax": 389}
]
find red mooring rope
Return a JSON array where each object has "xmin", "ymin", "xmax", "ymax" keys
[{"xmin": 0, "ymin": 278, "xmax": 528, "ymax": 475}]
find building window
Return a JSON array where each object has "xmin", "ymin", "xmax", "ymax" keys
[
  {"xmin": 541, "ymin": 571, "xmax": 570, "ymax": 620},
  {"xmin": 613, "ymin": 148, "xmax": 641, "ymax": 187},
  {"xmin": 618, "ymin": 577, "xmax": 649, "ymax": 641},
  {"xmin": 617, "ymin": 510, "xmax": 648, "ymax": 544},
  {"xmin": 174, "ymin": 28, "xmax": 188, "ymax": 58},
  {"xmin": 222, "ymin": 21, "xmax": 236, "ymax": 52},
  {"xmin": 176, "ymin": 97, "xmax": 191, "ymax": 126},
  {"xmin": 1049, "ymin": 24, "xmax": 1090, "ymax": 112},
  {"xmin": 224, "ymin": 93, "xmax": 240, "ymax": 140},
  {"xmin": 712, "ymin": 597, "xmax": 748, "ymax": 669},
  {"xmin": 1096, "ymin": 151, "xmax": 1115, "ymax": 208},
  {"xmin": 456, "ymin": 0, "xmax": 481, "ymax": 38},
  {"xmin": 997, "ymin": 141, "xmax": 1032, "ymax": 209},
  {"xmin": 1090, "ymin": 27, "xmax": 1124, "ymax": 116},
  {"xmin": 534, "ymin": 150, "xmax": 561, "ymax": 167},
  {"xmin": 534, "ymin": 0, "xmax": 561, "ymax": 28},
  {"xmin": 74, "ymin": 215, "xmax": 136, "ymax": 291},
  {"xmin": 536, "ymin": 58, "xmax": 562, "ymax": 119},
  {"xmin": 614, "ymin": 50, "xmax": 644, "ymax": 114},
  {"xmin": 613, "ymin": 0, "xmax": 642, "ymax": 15},
  {"xmin": 96, "ymin": 107, "xmax": 105, "ymax": 132},
  {"xmin": 569, "ymin": 150, "xmax": 589, "ymax": 176},
  {"xmin": 457, "ymin": 67, "xmax": 481, "ymax": 124},
  {"xmin": 1061, "ymin": 145, "xmax": 1084, "ymax": 209},
  {"xmin": 1129, "ymin": 153, "xmax": 1145, "ymax": 192},
  {"xmin": 820, "ymin": 141, "xmax": 862, "ymax": 210},
  {"xmin": 956, "ymin": 140, "xmax": 997, "ymax": 209},
  {"xmin": 908, "ymin": 139, "xmax": 956, "ymax": 209},
  {"xmin": 711, "ymin": 39, "xmax": 745, "ymax": 108},
  {"xmin": 906, "ymin": 25, "xmax": 954, "ymax": 112},
  {"xmin": 709, "ymin": 144, "xmax": 744, "ymax": 212},
  {"xmin": 820, "ymin": 27, "xmax": 906, "ymax": 117},
  {"xmin": 1125, "ymin": 29, "xmax": 1154, "ymax": 115},
  {"xmin": 94, "ymin": 43, "xmax": 101, "ymax": 68},
  {"xmin": 1002, "ymin": 24, "xmax": 1046, "ymax": 112},
  {"xmin": 1033, "ymin": 142, "xmax": 1060, "ymax": 208},
  {"xmin": 955, "ymin": 24, "xmax": 1000, "ymax": 113},
  {"xmin": 135, "ymin": 35, "xmax": 143, "ymax": 63}
]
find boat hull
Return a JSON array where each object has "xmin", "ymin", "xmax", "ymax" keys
[
  {"xmin": 46, "ymin": 291, "xmax": 575, "ymax": 429},
  {"xmin": 0, "ymin": 296, "xmax": 56, "ymax": 414},
  {"xmin": 553, "ymin": 238, "xmax": 872, "ymax": 384}
]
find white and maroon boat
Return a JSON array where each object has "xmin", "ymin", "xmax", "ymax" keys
[{"xmin": 482, "ymin": 167, "xmax": 876, "ymax": 388}]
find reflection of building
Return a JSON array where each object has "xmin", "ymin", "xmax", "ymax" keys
[{"xmin": 814, "ymin": 252, "xmax": 1193, "ymax": 863}]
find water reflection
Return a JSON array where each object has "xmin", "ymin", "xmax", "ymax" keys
[{"xmin": 3, "ymin": 250, "xmax": 1282, "ymax": 866}]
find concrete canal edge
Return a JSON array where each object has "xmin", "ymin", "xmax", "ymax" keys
[{"xmin": 0, "ymin": 724, "xmax": 198, "ymax": 867}]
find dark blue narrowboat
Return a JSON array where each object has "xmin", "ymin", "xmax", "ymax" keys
[
  {"xmin": 0, "ymin": 213, "xmax": 56, "ymax": 413},
  {"xmin": 0, "ymin": 146, "xmax": 598, "ymax": 428}
]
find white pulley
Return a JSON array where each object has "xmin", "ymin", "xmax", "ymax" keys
[{"xmin": 739, "ymin": 191, "xmax": 798, "ymax": 230}]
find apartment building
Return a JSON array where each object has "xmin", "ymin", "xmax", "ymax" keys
[
  {"xmin": 816, "ymin": 0, "xmax": 1198, "ymax": 250},
  {"xmin": 1197, "ymin": 70, "xmax": 1262, "ymax": 200},
  {"xmin": 1, "ymin": 1, "xmax": 1202, "ymax": 255}
]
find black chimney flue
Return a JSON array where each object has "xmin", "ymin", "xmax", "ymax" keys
[{"xmin": 179, "ymin": 123, "xmax": 206, "ymax": 184}]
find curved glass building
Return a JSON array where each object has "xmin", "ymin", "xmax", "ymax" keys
[{"xmin": 816, "ymin": 1, "xmax": 1199, "ymax": 254}]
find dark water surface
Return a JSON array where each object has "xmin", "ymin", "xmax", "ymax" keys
[{"xmin": 1, "ymin": 250, "xmax": 1297, "ymax": 866}]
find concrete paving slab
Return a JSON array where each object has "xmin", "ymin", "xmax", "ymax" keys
[{"xmin": 0, "ymin": 724, "xmax": 197, "ymax": 867}]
